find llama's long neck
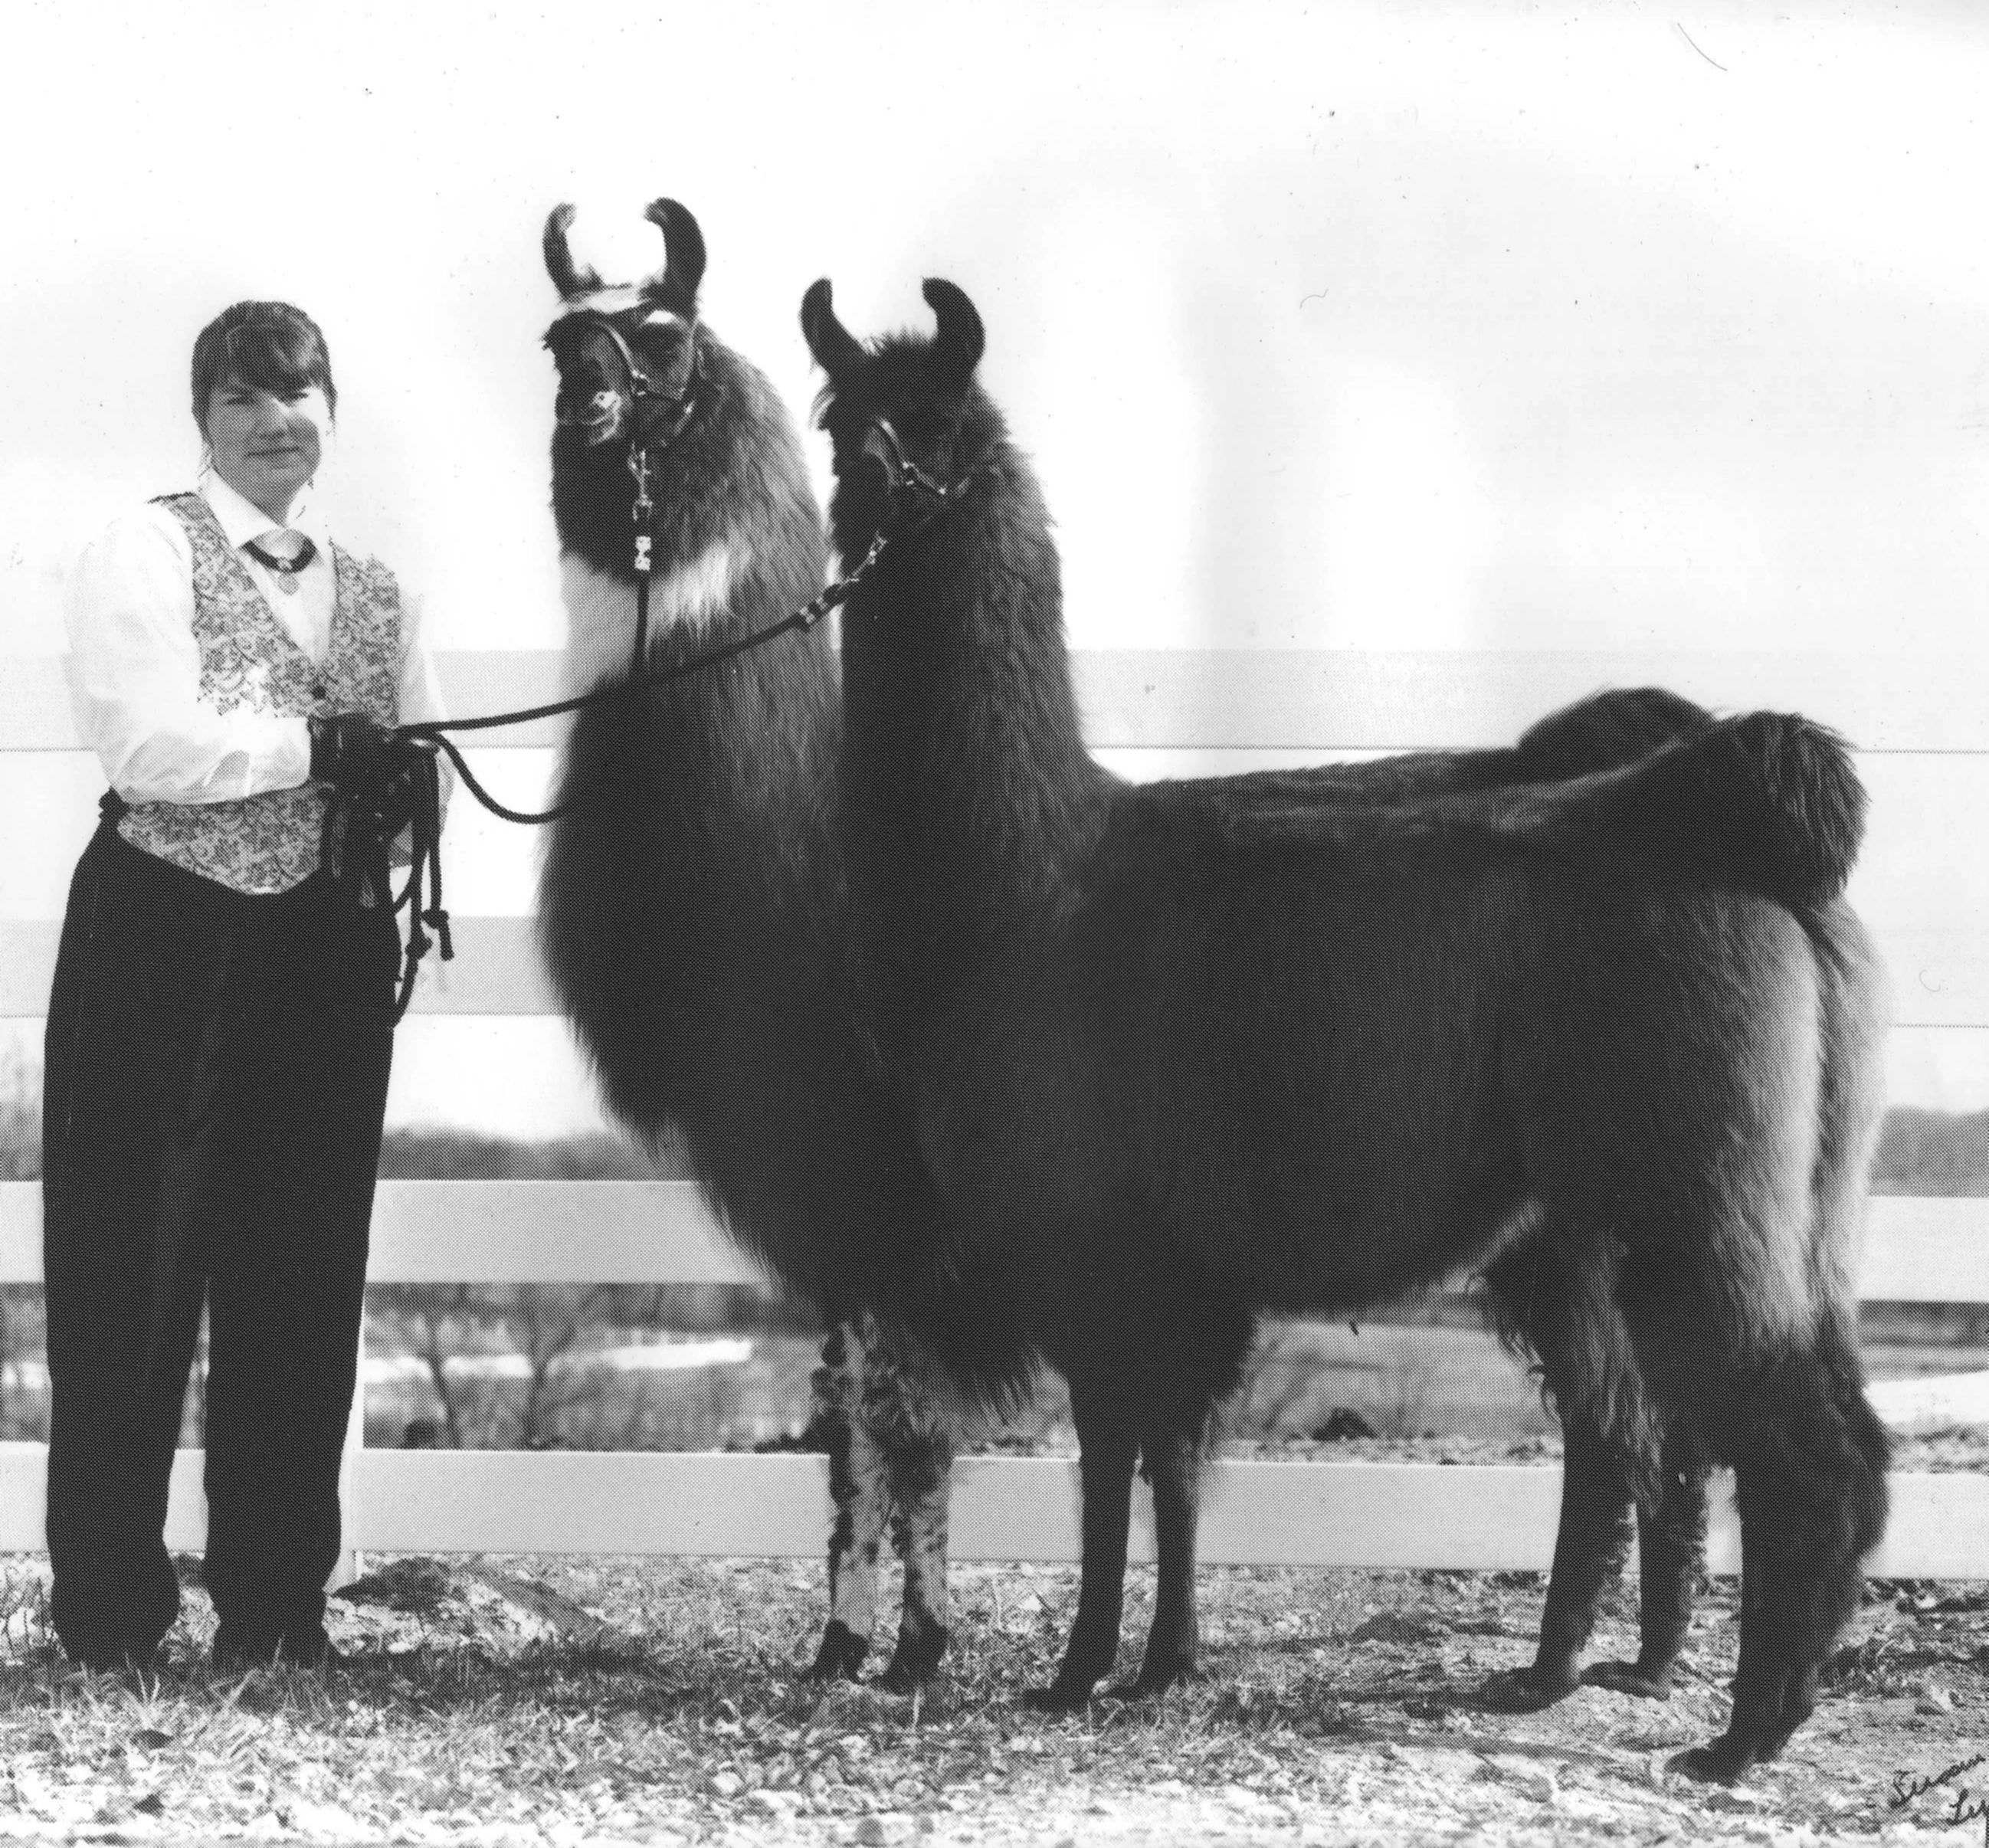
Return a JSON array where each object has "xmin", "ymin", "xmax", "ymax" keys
[
  {"xmin": 539, "ymin": 375, "xmax": 847, "ymax": 1137},
  {"xmin": 557, "ymin": 542, "xmax": 745, "ymax": 700},
  {"xmin": 841, "ymin": 446, "xmax": 1109, "ymax": 940},
  {"xmin": 555, "ymin": 532, "xmax": 840, "ymax": 899}
]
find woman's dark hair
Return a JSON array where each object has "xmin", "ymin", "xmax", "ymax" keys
[{"xmin": 190, "ymin": 300, "xmax": 336, "ymax": 428}]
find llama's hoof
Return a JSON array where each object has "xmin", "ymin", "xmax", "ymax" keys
[
  {"xmin": 1581, "ymin": 1660, "xmax": 1673, "ymax": 1700},
  {"xmin": 1666, "ymin": 1738, "xmax": 1752, "ymax": 1785},
  {"xmin": 875, "ymin": 1624, "xmax": 949, "ymax": 1695},
  {"xmin": 1479, "ymin": 1663, "xmax": 1579, "ymax": 1712},
  {"xmin": 803, "ymin": 1620, "xmax": 869, "ymax": 1683},
  {"xmin": 1104, "ymin": 1663, "xmax": 1201, "ymax": 1701},
  {"xmin": 1021, "ymin": 1678, "xmax": 1096, "ymax": 1713},
  {"xmin": 1763, "ymin": 1673, "xmax": 1817, "ymax": 1760}
]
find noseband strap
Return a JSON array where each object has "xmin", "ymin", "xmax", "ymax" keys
[
  {"xmin": 864, "ymin": 416, "xmax": 981, "ymax": 537},
  {"xmin": 555, "ymin": 313, "xmax": 703, "ymax": 457}
]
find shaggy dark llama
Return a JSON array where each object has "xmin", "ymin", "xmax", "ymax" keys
[
  {"xmin": 803, "ymin": 277, "xmax": 1889, "ymax": 1781},
  {"xmin": 533, "ymin": 200, "xmax": 1034, "ymax": 1687},
  {"xmin": 1162, "ymin": 686, "xmax": 1889, "ymax": 1725}
]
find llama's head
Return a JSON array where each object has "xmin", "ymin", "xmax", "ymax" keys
[
  {"xmin": 542, "ymin": 200, "xmax": 825, "ymax": 667},
  {"xmin": 801, "ymin": 277, "xmax": 996, "ymax": 555},
  {"xmin": 542, "ymin": 199, "xmax": 706, "ymax": 457}
]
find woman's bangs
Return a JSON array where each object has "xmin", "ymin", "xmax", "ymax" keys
[{"xmin": 221, "ymin": 320, "xmax": 323, "ymax": 401}]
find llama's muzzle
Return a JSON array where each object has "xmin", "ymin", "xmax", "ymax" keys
[{"xmin": 559, "ymin": 388, "xmax": 625, "ymax": 446}]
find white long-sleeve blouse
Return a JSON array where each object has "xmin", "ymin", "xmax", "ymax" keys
[{"xmin": 64, "ymin": 474, "xmax": 444, "ymax": 804}]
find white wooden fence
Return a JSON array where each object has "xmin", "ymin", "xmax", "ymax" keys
[{"xmin": 3, "ymin": 650, "xmax": 1987, "ymax": 1581}]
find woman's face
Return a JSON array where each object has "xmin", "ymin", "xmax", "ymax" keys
[{"xmin": 202, "ymin": 375, "xmax": 330, "ymax": 519}]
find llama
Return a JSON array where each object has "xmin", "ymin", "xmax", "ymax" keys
[
  {"xmin": 802, "ymin": 277, "xmax": 1889, "ymax": 1781},
  {"xmin": 533, "ymin": 202, "xmax": 1034, "ymax": 1689}
]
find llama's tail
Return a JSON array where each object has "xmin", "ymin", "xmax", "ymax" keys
[
  {"xmin": 1640, "ymin": 711, "xmax": 1865, "ymax": 908},
  {"xmin": 1541, "ymin": 711, "xmax": 1868, "ymax": 911}
]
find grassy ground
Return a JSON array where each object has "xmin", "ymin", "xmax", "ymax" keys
[{"xmin": 1, "ymin": 1538, "xmax": 1985, "ymax": 1846}]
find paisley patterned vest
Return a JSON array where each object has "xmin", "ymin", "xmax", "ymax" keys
[{"xmin": 117, "ymin": 492, "xmax": 405, "ymax": 894}]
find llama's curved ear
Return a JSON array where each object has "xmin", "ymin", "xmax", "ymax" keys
[
  {"xmin": 641, "ymin": 199, "xmax": 706, "ymax": 316},
  {"xmin": 801, "ymin": 280, "xmax": 863, "ymax": 379},
  {"xmin": 923, "ymin": 280, "xmax": 985, "ymax": 385},
  {"xmin": 544, "ymin": 204, "xmax": 605, "ymax": 300}
]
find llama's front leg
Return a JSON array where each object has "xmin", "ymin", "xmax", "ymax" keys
[
  {"xmin": 1023, "ymin": 1378, "xmax": 1138, "ymax": 1712},
  {"xmin": 877, "ymin": 1420, "xmax": 955, "ymax": 1691},
  {"xmin": 1482, "ymin": 1417, "xmax": 1635, "ymax": 1712},
  {"xmin": 804, "ymin": 1322, "xmax": 893, "ymax": 1681},
  {"xmin": 1584, "ymin": 1434, "xmax": 1709, "ymax": 1699}
]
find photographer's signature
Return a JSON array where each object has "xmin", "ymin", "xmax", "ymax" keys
[{"xmin": 1892, "ymin": 1755, "xmax": 1989, "ymax": 1840}]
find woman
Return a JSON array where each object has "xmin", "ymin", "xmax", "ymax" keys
[{"xmin": 45, "ymin": 299, "xmax": 442, "ymax": 1672}]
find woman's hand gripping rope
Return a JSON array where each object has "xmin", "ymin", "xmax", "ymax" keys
[{"xmin": 310, "ymin": 713, "xmax": 453, "ymax": 1020}]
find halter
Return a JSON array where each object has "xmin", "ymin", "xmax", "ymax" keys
[
  {"xmin": 862, "ymin": 416, "xmax": 978, "ymax": 523},
  {"xmin": 554, "ymin": 310, "xmax": 703, "ymax": 674}
]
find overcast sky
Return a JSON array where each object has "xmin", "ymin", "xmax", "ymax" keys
[{"xmin": 5, "ymin": 1, "xmax": 1987, "ymax": 1131}]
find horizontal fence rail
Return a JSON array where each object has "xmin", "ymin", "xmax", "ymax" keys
[
  {"xmin": 2, "ymin": 919, "xmax": 1987, "ymax": 1027},
  {"xmin": 0, "ymin": 1182, "xmax": 1984, "ymax": 1299},
  {"xmin": 3, "ymin": 647, "xmax": 1986, "ymax": 1581},
  {"xmin": 0, "ymin": 1447, "xmax": 1982, "ymax": 1581}
]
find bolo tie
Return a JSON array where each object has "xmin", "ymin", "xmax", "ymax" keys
[{"xmin": 244, "ymin": 532, "xmax": 317, "ymax": 595}]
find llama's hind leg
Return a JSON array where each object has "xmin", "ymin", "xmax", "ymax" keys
[
  {"xmin": 1023, "ymin": 1375, "xmax": 1139, "ymax": 1712},
  {"xmin": 1106, "ymin": 1409, "xmax": 1211, "ymax": 1699},
  {"xmin": 804, "ymin": 1321, "xmax": 893, "ymax": 1682},
  {"xmin": 1584, "ymin": 1430, "xmax": 1709, "ymax": 1699},
  {"xmin": 1481, "ymin": 1415, "xmax": 1635, "ymax": 1711},
  {"xmin": 1666, "ymin": 1337, "xmax": 1889, "ymax": 1783}
]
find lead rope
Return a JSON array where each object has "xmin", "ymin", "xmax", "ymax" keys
[
  {"xmin": 388, "ymin": 748, "xmax": 451, "ymax": 1021},
  {"xmin": 317, "ymin": 743, "xmax": 451, "ymax": 1022},
  {"xmin": 369, "ymin": 392, "xmax": 657, "ymax": 1018},
  {"xmin": 627, "ymin": 379, "xmax": 656, "ymax": 677},
  {"xmin": 382, "ymin": 441, "xmax": 972, "ymax": 1011},
  {"xmin": 398, "ymin": 525, "xmax": 896, "ymax": 824}
]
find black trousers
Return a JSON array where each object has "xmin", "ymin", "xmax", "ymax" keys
[{"xmin": 41, "ymin": 823, "xmax": 398, "ymax": 1665}]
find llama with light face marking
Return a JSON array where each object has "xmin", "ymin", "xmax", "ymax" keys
[
  {"xmin": 804, "ymin": 277, "xmax": 1889, "ymax": 1781},
  {"xmin": 534, "ymin": 202, "xmax": 1035, "ymax": 1686}
]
